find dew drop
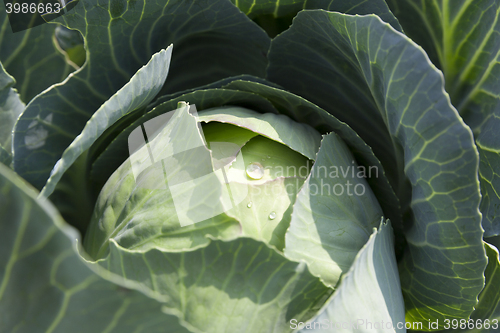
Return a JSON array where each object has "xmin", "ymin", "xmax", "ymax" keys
[
  {"xmin": 246, "ymin": 162, "xmax": 264, "ymax": 180},
  {"xmin": 269, "ymin": 211, "xmax": 277, "ymax": 220},
  {"xmin": 247, "ymin": 202, "xmax": 253, "ymax": 208}
]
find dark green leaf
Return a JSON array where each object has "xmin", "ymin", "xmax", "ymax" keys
[
  {"xmin": 434, "ymin": 242, "xmax": 500, "ymax": 333},
  {"xmin": 0, "ymin": 10, "xmax": 74, "ymax": 103},
  {"xmin": 231, "ymin": 0, "xmax": 401, "ymax": 37},
  {"xmin": 13, "ymin": 0, "xmax": 270, "ymax": 190},
  {"xmin": 0, "ymin": 163, "xmax": 192, "ymax": 333},
  {"xmin": 267, "ymin": 10, "xmax": 486, "ymax": 326},
  {"xmin": 386, "ymin": 1, "xmax": 500, "ymax": 132},
  {"xmin": 148, "ymin": 75, "xmax": 283, "ymax": 112},
  {"xmin": 37, "ymin": 47, "xmax": 172, "ymax": 236},
  {"xmin": 385, "ymin": 0, "xmax": 443, "ymax": 71},
  {"xmin": 386, "ymin": 1, "xmax": 500, "ymax": 238},
  {"xmin": 40, "ymin": 47, "xmax": 173, "ymax": 199}
]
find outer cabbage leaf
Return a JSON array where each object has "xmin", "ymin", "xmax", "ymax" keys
[
  {"xmin": 37, "ymin": 47, "xmax": 172, "ymax": 236},
  {"xmin": 433, "ymin": 242, "xmax": 500, "ymax": 333},
  {"xmin": 147, "ymin": 75, "xmax": 283, "ymax": 112},
  {"xmin": 0, "ymin": 163, "xmax": 191, "ymax": 333},
  {"xmin": 13, "ymin": 0, "xmax": 271, "ymax": 190},
  {"xmin": 0, "ymin": 9, "xmax": 75, "ymax": 103},
  {"xmin": 97, "ymin": 237, "xmax": 332, "ymax": 333},
  {"xmin": 40, "ymin": 47, "xmax": 172, "ymax": 198},
  {"xmin": 267, "ymin": 10, "xmax": 486, "ymax": 327},
  {"xmin": 230, "ymin": 0, "xmax": 401, "ymax": 37},
  {"xmin": 386, "ymin": 0, "xmax": 500, "ymax": 132},
  {"xmin": 298, "ymin": 220, "xmax": 407, "ymax": 333},
  {"xmin": 386, "ymin": 0, "xmax": 500, "ymax": 237}
]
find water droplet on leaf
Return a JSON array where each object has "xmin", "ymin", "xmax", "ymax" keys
[
  {"xmin": 247, "ymin": 202, "xmax": 252, "ymax": 208},
  {"xmin": 246, "ymin": 162, "xmax": 264, "ymax": 180},
  {"xmin": 269, "ymin": 211, "xmax": 277, "ymax": 220}
]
